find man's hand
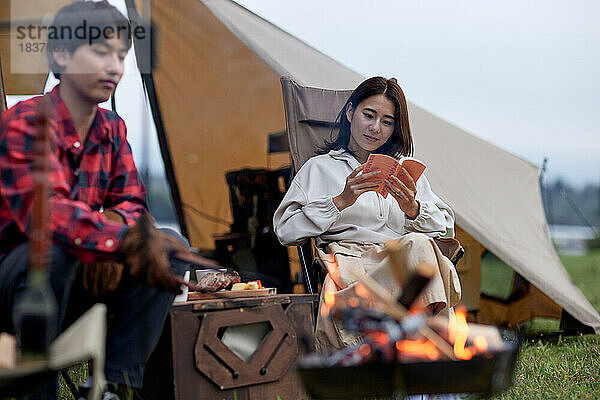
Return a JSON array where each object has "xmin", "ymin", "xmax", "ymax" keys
[
  {"xmin": 82, "ymin": 261, "xmax": 124, "ymax": 296},
  {"xmin": 121, "ymin": 212, "xmax": 187, "ymax": 293},
  {"xmin": 82, "ymin": 209, "xmax": 126, "ymax": 296},
  {"xmin": 103, "ymin": 209, "xmax": 125, "ymax": 224}
]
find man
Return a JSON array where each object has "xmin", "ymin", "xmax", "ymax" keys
[{"xmin": 0, "ymin": 2, "xmax": 186, "ymax": 398}]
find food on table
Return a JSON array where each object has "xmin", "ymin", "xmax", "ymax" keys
[
  {"xmin": 231, "ymin": 282, "xmax": 247, "ymax": 291},
  {"xmin": 230, "ymin": 280, "xmax": 264, "ymax": 291},
  {"xmin": 246, "ymin": 281, "xmax": 261, "ymax": 290},
  {"xmin": 196, "ymin": 270, "xmax": 241, "ymax": 292},
  {"xmin": 226, "ymin": 270, "xmax": 242, "ymax": 286}
]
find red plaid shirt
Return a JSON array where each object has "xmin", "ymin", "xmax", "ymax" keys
[{"xmin": 0, "ymin": 85, "xmax": 147, "ymax": 262}]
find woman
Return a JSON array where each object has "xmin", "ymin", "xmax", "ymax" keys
[{"xmin": 273, "ymin": 77, "xmax": 461, "ymax": 350}]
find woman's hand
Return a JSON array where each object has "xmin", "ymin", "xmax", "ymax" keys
[
  {"xmin": 333, "ymin": 164, "xmax": 381, "ymax": 211},
  {"xmin": 386, "ymin": 167, "xmax": 420, "ymax": 219}
]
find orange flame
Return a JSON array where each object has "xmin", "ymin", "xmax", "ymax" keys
[
  {"xmin": 474, "ymin": 335, "xmax": 488, "ymax": 353},
  {"xmin": 324, "ymin": 291, "xmax": 335, "ymax": 306},
  {"xmin": 355, "ymin": 284, "xmax": 369, "ymax": 299},
  {"xmin": 359, "ymin": 343, "xmax": 371, "ymax": 357},
  {"xmin": 370, "ymin": 332, "xmax": 390, "ymax": 344},
  {"xmin": 319, "ymin": 277, "xmax": 337, "ymax": 317},
  {"xmin": 389, "ymin": 307, "xmax": 490, "ymax": 362},
  {"xmin": 396, "ymin": 339, "xmax": 439, "ymax": 361},
  {"xmin": 323, "ymin": 254, "xmax": 341, "ymax": 284},
  {"xmin": 348, "ymin": 297, "xmax": 360, "ymax": 308},
  {"xmin": 449, "ymin": 307, "xmax": 473, "ymax": 360},
  {"xmin": 320, "ymin": 307, "xmax": 329, "ymax": 318}
]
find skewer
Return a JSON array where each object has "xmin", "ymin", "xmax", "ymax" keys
[
  {"xmin": 132, "ymin": 213, "xmax": 231, "ymax": 298},
  {"xmin": 352, "ymin": 271, "xmax": 457, "ymax": 361},
  {"xmin": 169, "ymin": 251, "xmax": 238, "ymax": 297}
]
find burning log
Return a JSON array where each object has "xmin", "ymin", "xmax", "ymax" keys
[
  {"xmin": 298, "ymin": 255, "xmax": 519, "ymax": 398},
  {"xmin": 396, "ymin": 263, "xmax": 435, "ymax": 310},
  {"xmin": 351, "ymin": 269, "xmax": 457, "ymax": 360},
  {"xmin": 308, "ymin": 310, "xmax": 428, "ymax": 367},
  {"xmin": 429, "ymin": 307, "xmax": 504, "ymax": 354},
  {"xmin": 298, "ymin": 300, "xmax": 519, "ymax": 398},
  {"xmin": 299, "ymin": 294, "xmax": 519, "ymax": 398}
]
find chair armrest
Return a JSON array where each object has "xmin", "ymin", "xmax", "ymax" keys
[{"xmin": 433, "ymin": 237, "xmax": 464, "ymax": 265}]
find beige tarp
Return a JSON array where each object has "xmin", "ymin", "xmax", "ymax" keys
[
  {"xmin": 148, "ymin": 0, "xmax": 364, "ymax": 247},
  {"xmin": 148, "ymin": 0, "xmax": 599, "ymax": 333}
]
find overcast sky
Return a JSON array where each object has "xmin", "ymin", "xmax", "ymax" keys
[{"xmin": 235, "ymin": 0, "xmax": 600, "ymax": 187}]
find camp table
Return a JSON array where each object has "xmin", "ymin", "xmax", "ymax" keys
[{"xmin": 142, "ymin": 294, "xmax": 317, "ymax": 400}]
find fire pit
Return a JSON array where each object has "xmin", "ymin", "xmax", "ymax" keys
[
  {"xmin": 297, "ymin": 263, "xmax": 520, "ymax": 399},
  {"xmin": 297, "ymin": 339, "xmax": 519, "ymax": 399}
]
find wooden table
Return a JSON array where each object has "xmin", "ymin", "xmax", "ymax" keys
[{"xmin": 143, "ymin": 294, "xmax": 318, "ymax": 400}]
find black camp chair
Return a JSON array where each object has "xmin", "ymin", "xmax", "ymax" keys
[{"xmin": 279, "ymin": 77, "xmax": 464, "ymax": 295}]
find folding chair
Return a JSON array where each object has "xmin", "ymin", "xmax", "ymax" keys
[
  {"xmin": 0, "ymin": 304, "xmax": 107, "ymax": 400},
  {"xmin": 279, "ymin": 77, "xmax": 464, "ymax": 295}
]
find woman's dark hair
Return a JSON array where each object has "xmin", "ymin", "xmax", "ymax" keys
[
  {"xmin": 46, "ymin": 0, "xmax": 132, "ymax": 79},
  {"xmin": 321, "ymin": 76, "xmax": 413, "ymax": 158}
]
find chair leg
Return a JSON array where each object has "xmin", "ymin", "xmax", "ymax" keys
[
  {"xmin": 61, "ymin": 369, "xmax": 81, "ymax": 399},
  {"xmin": 297, "ymin": 245, "xmax": 313, "ymax": 295}
]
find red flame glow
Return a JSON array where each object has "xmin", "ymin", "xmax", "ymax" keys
[
  {"xmin": 370, "ymin": 331, "xmax": 390, "ymax": 344},
  {"xmin": 447, "ymin": 306, "xmax": 488, "ymax": 360},
  {"xmin": 359, "ymin": 343, "xmax": 371, "ymax": 357},
  {"xmin": 396, "ymin": 339, "xmax": 439, "ymax": 361},
  {"xmin": 354, "ymin": 284, "xmax": 369, "ymax": 299},
  {"xmin": 323, "ymin": 254, "xmax": 341, "ymax": 284},
  {"xmin": 393, "ymin": 306, "xmax": 489, "ymax": 362},
  {"xmin": 474, "ymin": 335, "xmax": 488, "ymax": 353},
  {"xmin": 320, "ymin": 279, "xmax": 337, "ymax": 317}
]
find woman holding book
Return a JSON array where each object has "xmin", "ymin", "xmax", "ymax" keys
[{"xmin": 273, "ymin": 77, "xmax": 461, "ymax": 350}]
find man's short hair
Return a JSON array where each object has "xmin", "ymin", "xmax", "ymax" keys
[{"xmin": 46, "ymin": 0, "xmax": 132, "ymax": 79}]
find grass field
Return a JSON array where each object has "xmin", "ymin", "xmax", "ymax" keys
[
  {"xmin": 484, "ymin": 249, "xmax": 600, "ymax": 400},
  {"xmin": 25, "ymin": 250, "xmax": 600, "ymax": 399}
]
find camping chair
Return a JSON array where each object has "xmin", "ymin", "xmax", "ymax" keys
[
  {"xmin": 0, "ymin": 304, "xmax": 107, "ymax": 400},
  {"xmin": 279, "ymin": 77, "xmax": 464, "ymax": 295}
]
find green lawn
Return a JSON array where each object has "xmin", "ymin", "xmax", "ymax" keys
[{"xmin": 484, "ymin": 250, "xmax": 600, "ymax": 400}]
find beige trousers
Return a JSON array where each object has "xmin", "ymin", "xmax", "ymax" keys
[{"xmin": 314, "ymin": 232, "xmax": 461, "ymax": 351}]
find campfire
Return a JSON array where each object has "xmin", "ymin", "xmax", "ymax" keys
[{"xmin": 297, "ymin": 259, "xmax": 519, "ymax": 399}]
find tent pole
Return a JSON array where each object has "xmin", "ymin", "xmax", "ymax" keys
[{"xmin": 124, "ymin": 0, "xmax": 189, "ymax": 239}]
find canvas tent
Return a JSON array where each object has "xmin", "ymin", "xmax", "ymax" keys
[{"xmin": 0, "ymin": 0, "xmax": 598, "ymax": 333}]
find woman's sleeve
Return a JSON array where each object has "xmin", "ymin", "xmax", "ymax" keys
[
  {"xmin": 403, "ymin": 175, "xmax": 455, "ymax": 238},
  {"xmin": 273, "ymin": 179, "xmax": 342, "ymax": 246}
]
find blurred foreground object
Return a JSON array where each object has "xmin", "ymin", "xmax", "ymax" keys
[
  {"xmin": 0, "ymin": 333, "xmax": 16, "ymax": 369},
  {"xmin": 0, "ymin": 304, "xmax": 107, "ymax": 400},
  {"xmin": 12, "ymin": 96, "xmax": 57, "ymax": 362},
  {"xmin": 297, "ymin": 267, "xmax": 518, "ymax": 398}
]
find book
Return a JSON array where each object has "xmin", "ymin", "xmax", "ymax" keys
[{"xmin": 362, "ymin": 154, "xmax": 427, "ymax": 198}]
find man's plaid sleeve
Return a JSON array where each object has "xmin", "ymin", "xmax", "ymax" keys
[
  {"xmin": 104, "ymin": 118, "xmax": 147, "ymax": 227},
  {"xmin": 0, "ymin": 114, "xmax": 127, "ymax": 262}
]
